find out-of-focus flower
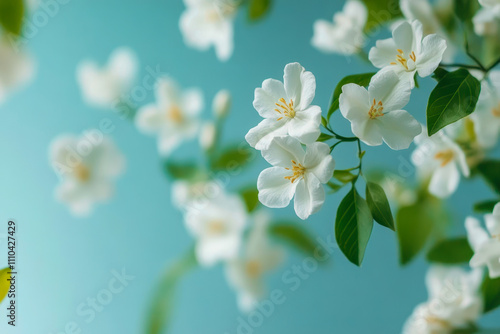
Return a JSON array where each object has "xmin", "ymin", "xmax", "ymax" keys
[
  {"xmin": 246, "ymin": 62, "xmax": 321, "ymax": 150},
  {"xmin": 472, "ymin": 71, "xmax": 500, "ymax": 149},
  {"xmin": 466, "ymin": 203, "xmax": 500, "ymax": 278},
  {"xmin": 0, "ymin": 39, "xmax": 34, "ymax": 104},
  {"xmin": 379, "ymin": 173, "xmax": 417, "ymax": 207},
  {"xmin": 185, "ymin": 192, "xmax": 247, "ymax": 266},
  {"xmin": 135, "ymin": 77, "xmax": 203, "ymax": 156},
  {"xmin": 76, "ymin": 47, "xmax": 138, "ymax": 109},
  {"xmin": 179, "ymin": 0, "xmax": 237, "ymax": 62},
  {"xmin": 403, "ymin": 266, "xmax": 483, "ymax": 334},
  {"xmin": 473, "ymin": 8, "xmax": 500, "ymax": 36},
  {"xmin": 225, "ymin": 211, "xmax": 285, "ymax": 312},
  {"xmin": 339, "ymin": 71, "xmax": 421, "ymax": 150},
  {"xmin": 257, "ymin": 136, "xmax": 335, "ymax": 220},
  {"xmin": 411, "ymin": 129, "xmax": 469, "ymax": 198},
  {"xmin": 212, "ymin": 89, "xmax": 231, "ymax": 118},
  {"xmin": 311, "ymin": 0, "xmax": 367, "ymax": 55},
  {"xmin": 479, "ymin": 0, "xmax": 500, "ymax": 16},
  {"xmin": 199, "ymin": 121, "xmax": 217, "ymax": 150},
  {"xmin": 369, "ymin": 20, "xmax": 447, "ymax": 88},
  {"xmin": 49, "ymin": 133, "xmax": 125, "ymax": 216},
  {"xmin": 171, "ymin": 179, "xmax": 223, "ymax": 210}
]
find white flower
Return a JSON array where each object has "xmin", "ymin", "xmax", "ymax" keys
[
  {"xmin": 472, "ymin": 71, "xmax": 500, "ymax": 149},
  {"xmin": 135, "ymin": 77, "xmax": 203, "ymax": 156},
  {"xmin": 403, "ymin": 266, "xmax": 483, "ymax": 334},
  {"xmin": 185, "ymin": 192, "xmax": 247, "ymax": 266},
  {"xmin": 257, "ymin": 136, "xmax": 335, "ymax": 220},
  {"xmin": 76, "ymin": 47, "xmax": 138, "ymax": 109},
  {"xmin": 311, "ymin": 0, "xmax": 367, "ymax": 55},
  {"xmin": 473, "ymin": 8, "xmax": 500, "ymax": 36},
  {"xmin": 479, "ymin": 0, "xmax": 500, "ymax": 16},
  {"xmin": 0, "ymin": 40, "xmax": 34, "ymax": 104},
  {"xmin": 212, "ymin": 89, "xmax": 231, "ymax": 118},
  {"xmin": 411, "ymin": 129, "xmax": 469, "ymax": 198},
  {"xmin": 49, "ymin": 133, "xmax": 125, "ymax": 216},
  {"xmin": 246, "ymin": 62, "xmax": 321, "ymax": 150},
  {"xmin": 179, "ymin": 0, "xmax": 236, "ymax": 61},
  {"xmin": 171, "ymin": 179, "xmax": 223, "ymax": 210},
  {"xmin": 339, "ymin": 71, "xmax": 421, "ymax": 150},
  {"xmin": 466, "ymin": 203, "xmax": 500, "ymax": 278},
  {"xmin": 199, "ymin": 121, "xmax": 217, "ymax": 150},
  {"xmin": 225, "ymin": 211, "xmax": 285, "ymax": 312},
  {"xmin": 369, "ymin": 20, "xmax": 447, "ymax": 88}
]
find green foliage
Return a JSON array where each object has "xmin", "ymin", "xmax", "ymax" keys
[
  {"xmin": 474, "ymin": 200, "xmax": 499, "ymax": 213},
  {"xmin": 327, "ymin": 72, "xmax": 376, "ymax": 120},
  {"xmin": 477, "ymin": 160, "xmax": 500, "ymax": 195},
  {"xmin": 454, "ymin": 0, "xmax": 479, "ymax": 22},
  {"xmin": 318, "ymin": 133, "xmax": 334, "ymax": 142},
  {"xmin": 239, "ymin": 186, "xmax": 260, "ymax": 212},
  {"xmin": 335, "ymin": 186, "xmax": 373, "ymax": 266},
  {"xmin": 432, "ymin": 68, "xmax": 450, "ymax": 82},
  {"xmin": 426, "ymin": 238, "xmax": 473, "ymax": 264},
  {"xmin": 164, "ymin": 161, "xmax": 199, "ymax": 180},
  {"xmin": 269, "ymin": 223, "xmax": 320, "ymax": 257},
  {"xmin": 426, "ymin": 69, "xmax": 481, "ymax": 136},
  {"xmin": 0, "ymin": 0, "xmax": 24, "ymax": 36},
  {"xmin": 146, "ymin": 247, "xmax": 197, "ymax": 334},
  {"xmin": 0, "ymin": 267, "xmax": 10, "ymax": 304},
  {"xmin": 360, "ymin": 0, "xmax": 402, "ymax": 32},
  {"xmin": 481, "ymin": 275, "xmax": 500, "ymax": 313},
  {"xmin": 326, "ymin": 181, "xmax": 345, "ymax": 193},
  {"xmin": 365, "ymin": 182, "xmax": 395, "ymax": 231},
  {"xmin": 211, "ymin": 145, "xmax": 252, "ymax": 171},
  {"xmin": 333, "ymin": 169, "xmax": 357, "ymax": 184},
  {"xmin": 248, "ymin": 0, "xmax": 271, "ymax": 21}
]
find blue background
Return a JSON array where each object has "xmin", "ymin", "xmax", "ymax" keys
[{"xmin": 0, "ymin": 0, "xmax": 498, "ymax": 333}]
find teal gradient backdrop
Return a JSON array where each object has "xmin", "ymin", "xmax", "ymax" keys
[{"xmin": 0, "ymin": 0, "xmax": 498, "ymax": 333}]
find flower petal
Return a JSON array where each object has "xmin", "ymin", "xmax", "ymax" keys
[
  {"xmin": 261, "ymin": 136, "xmax": 306, "ymax": 168},
  {"xmin": 369, "ymin": 38, "xmax": 397, "ymax": 68},
  {"xmin": 416, "ymin": 34, "xmax": 447, "ymax": 78},
  {"xmin": 283, "ymin": 62, "xmax": 316, "ymax": 110},
  {"xmin": 253, "ymin": 79, "xmax": 286, "ymax": 118},
  {"xmin": 393, "ymin": 21, "xmax": 414, "ymax": 55},
  {"xmin": 245, "ymin": 118, "xmax": 289, "ymax": 150},
  {"xmin": 428, "ymin": 161, "xmax": 460, "ymax": 198},
  {"xmin": 369, "ymin": 71, "xmax": 411, "ymax": 111},
  {"xmin": 258, "ymin": 167, "xmax": 297, "ymax": 208},
  {"xmin": 288, "ymin": 105, "xmax": 321, "ymax": 144},
  {"xmin": 294, "ymin": 174, "xmax": 325, "ymax": 220},
  {"xmin": 304, "ymin": 142, "xmax": 335, "ymax": 183},
  {"xmin": 376, "ymin": 109, "xmax": 422, "ymax": 150}
]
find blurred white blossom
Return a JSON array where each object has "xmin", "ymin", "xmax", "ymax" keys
[
  {"xmin": 76, "ymin": 47, "xmax": 138, "ymax": 109},
  {"xmin": 339, "ymin": 71, "xmax": 421, "ymax": 150},
  {"xmin": 311, "ymin": 0, "xmax": 367, "ymax": 55},
  {"xmin": 225, "ymin": 210, "xmax": 285, "ymax": 312},
  {"xmin": 135, "ymin": 77, "xmax": 203, "ymax": 156},
  {"xmin": 369, "ymin": 20, "xmax": 447, "ymax": 88},
  {"xmin": 179, "ymin": 0, "xmax": 237, "ymax": 61},
  {"xmin": 479, "ymin": 0, "xmax": 500, "ymax": 17},
  {"xmin": 171, "ymin": 179, "xmax": 223, "ymax": 210},
  {"xmin": 466, "ymin": 203, "xmax": 500, "ymax": 278},
  {"xmin": 403, "ymin": 266, "xmax": 483, "ymax": 334},
  {"xmin": 246, "ymin": 62, "xmax": 321, "ymax": 150},
  {"xmin": 0, "ymin": 39, "xmax": 34, "ymax": 104},
  {"xmin": 472, "ymin": 71, "xmax": 500, "ymax": 149},
  {"xmin": 258, "ymin": 136, "xmax": 335, "ymax": 220},
  {"xmin": 212, "ymin": 89, "xmax": 231, "ymax": 118},
  {"xmin": 49, "ymin": 134, "xmax": 125, "ymax": 216},
  {"xmin": 199, "ymin": 121, "xmax": 217, "ymax": 150}
]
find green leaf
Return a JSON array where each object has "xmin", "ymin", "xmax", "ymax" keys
[
  {"xmin": 0, "ymin": 267, "xmax": 10, "ymax": 304},
  {"xmin": 426, "ymin": 69, "xmax": 481, "ymax": 136},
  {"xmin": 333, "ymin": 169, "xmax": 357, "ymax": 184},
  {"xmin": 335, "ymin": 186, "xmax": 373, "ymax": 266},
  {"xmin": 481, "ymin": 275, "xmax": 500, "ymax": 313},
  {"xmin": 146, "ymin": 247, "xmax": 197, "ymax": 334},
  {"xmin": 474, "ymin": 200, "xmax": 499, "ymax": 213},
  {"xmin": 361, "ymin": 0, "xmax": 402, "ymax": 32},
  {"xmin": 426, "ymin": 238, "xmax": 473, "ymax": 264},
  {"xmin": 318, "ymin": 133, "xmax": 334, "ymax": 142},
  {"xmin": 211, "ymin": 145, "xmax": 252, "ymax": 171},
  {"xmin": 321, "ymin": 116, "xmax": 328, "ymax": 127},
  {"xmin": 366, "ymin": 182, "xmax": 395, "ymax": 231},
  {"xmin": 164, "ymin": 161, "xmax": 199, "ymax": 180},
  {"xmin": 269, "ymin": 223, "xmax": 319, "ymax": 257},
  {"xmin": 326, "ymin": 181, "xmax": 345, "ymax": 193},
  {"xmin": 248, "ymin": 0, "xmax": 271, "ymax": 21},
  {"xmin": 477, "ymin": 160, "xmax": 500, "ymax": 195},
  {"xmin": 0, "ymin": 0, "xmax": 24, "ymax": 36},
  {"xmin": 454, "ymin": 0, "xmax": 479, "ymax": 21},
  {"xmin": 327, "ymin": 72, "xmax": 376, "ymax": 120},
  {"xmin": 239, "ymin": 186, "xmax": 260, "ymax": 213},
  {"xmin": 432, "ymin": 68, "xmax": 449, "ymax": 82}
]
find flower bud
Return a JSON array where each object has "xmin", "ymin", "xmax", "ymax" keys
[
  {"xmin": 199, "ymin": 122, "xmax": 216, "ymax": 150},
  {"xmin": 212, "ymin": 89, "xmax": 231, "ymax": 118}
]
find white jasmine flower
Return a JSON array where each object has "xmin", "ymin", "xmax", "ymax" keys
[
  {"xmin": 411, "ymin": 129, "xmax": 469, "ymax": 198},
  {"xmin": 257, "ymin": 136, "xmax": 335, "ymax": 220},
  {"xmin": 212, "ymin": 89, "xmax": 231, "ymax": 118},
  {"xmin": 466, "ymin": 203, "xmax": 500, "ymax": 278},
  {"xmin": 135, "ymin": 77, "xmax": 203, "ymax": 156},
  {"xmin": 311, "ymin": 0, "xmax": 367, "ymax": 55},
  {"xmin": 339, "ymin": 71, "xmax": 421, "ymax": 150},
  {"xmin": 171, "ymin": 179, "xmax": 223, "ymax": 210},
  {"xmin": 0, "ymin": 40, "xmax": 34, "ymax": 104},
  {"xmin": 225, "ymin": 211, "xmax": 285, "ymax": 312},
  {"xmin": 179, "ymin": 0, "xmax": 237, "ymax": 61},
  {"xmin": 199, "ymin": 122, "xmax": 217, "ymax": 150},
  {"xmin": 479, "ymin": 0, "xmax": 500, "ymax": 16},
  {"xmin": 76, "ymin": 47, "xmax": 138, "ymax": 109},
  {"xmin": 473, "ymin": 8, "xmax": 500, "ymax": 36},
  {"xmin": 49, "ymin": 133, "xmax": 125, "ymax": 216},
  {"xmin": 472, "ymin": 71, "xmax": 500, "ymax": 149},
  {"xmin": 369, "ymin": 20, "xmax": 447, "ymax": 88},
  {"xmin": 246, "ymin": 62, "xmax": 321, "ymax": 150},
  {"xmin": 403, "ymin": 266, "xmax": 483, "ymax": 334},
  {"xmin": 185, "ymin": 192, "xmax": 247, "ymax": 266}
]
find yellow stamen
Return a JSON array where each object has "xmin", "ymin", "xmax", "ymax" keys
[
  {"xmin": 425, "ymin": 315, "xmax": 451, "ymax": 328},
  {"xmin": 275, "ymin": 98, "xmax": 296, "ymax": 121},
  {"xmin": 434, "ymin": 149, "xmax": 455, "ymax": 167},
  {"xmin": 284, "ymin": 160, "xmax": 306, "ymax": 183},
  {"xmin": 74, "ymin": 164, "xmax": 90, "ymax": 182},
  {"xmin": 207, "ymin": 220, "xmax": 226, "ymax": 235},
  {"xmin": 245, "ymin": 260, "xmax": 262, "ymax": 278},
  {"xmin": 492, "ymin": 103, "xmax": 500, "ymax": 117},
  {"xmin": 368, "ymin": 99, "xmax": 384, "ymax": 119},
  {"xmin": 167, "ymin": 105, "xmax": 183, "ymax": 123},
  {"xmin": 392, "ymin": 50, "xmax": 416, "ymax": 70}
]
